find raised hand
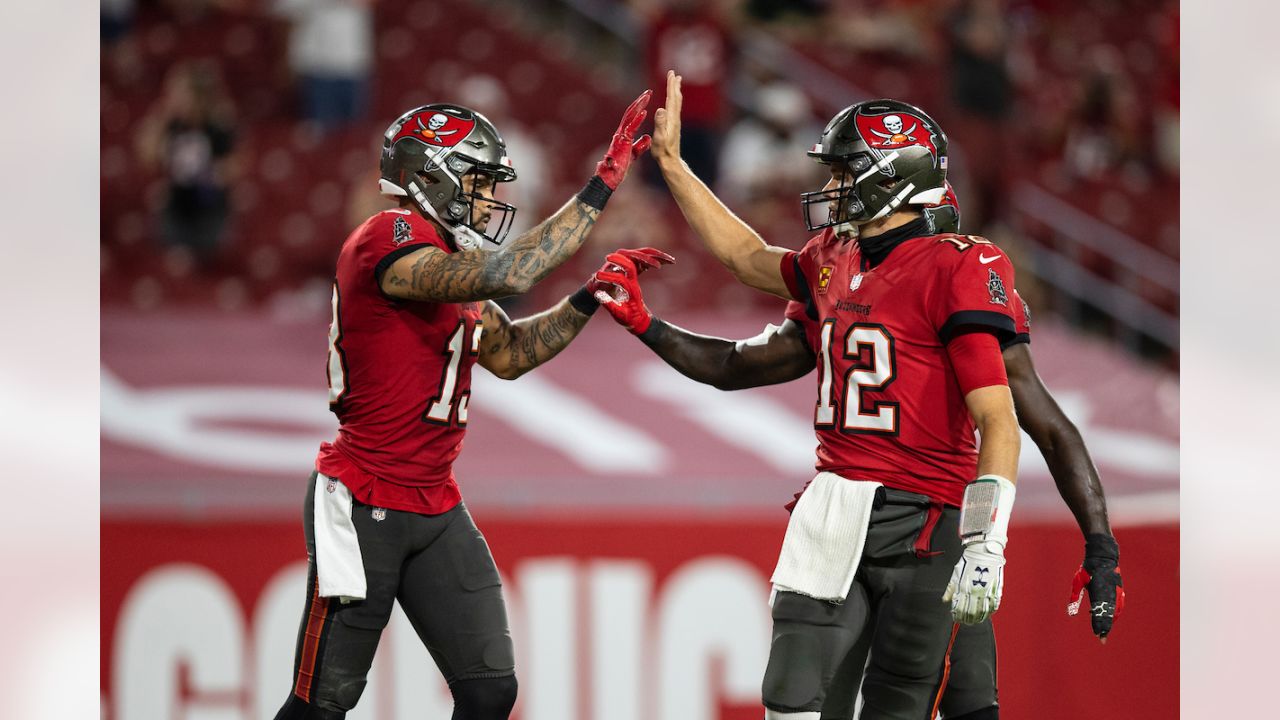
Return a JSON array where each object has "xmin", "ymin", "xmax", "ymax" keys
[
  {"xmin": 595, "ymin": 90, "xmax": 654, "ymax": 190},
  {"xmin": 587, "ymin": 247, "xmax": 676, "ymax": 334},
  {"xmin": 651, "ymin": 70, "xmax": 683, "ymax": 168}
]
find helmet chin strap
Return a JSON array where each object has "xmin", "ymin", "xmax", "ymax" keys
[
  {"xmin": 868, "ymin": 182, "xmax": 917, "ymax": 222},
  {"xmin": 406, "ymin": 178, "xmax": 485, "ymax": 252}
]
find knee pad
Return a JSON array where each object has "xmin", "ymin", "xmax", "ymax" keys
[
  {"xmin": 450, "ymin": 674, "xmax": 518, "ymax": 720},
  {"xmin": 946, "ymin": 705, "xmax": 998, "ymax": 720},
  {"xmin": 762, "ymin": 632, "xmax": 825, "ymax": 713},
  {"xmin": 273, "ymin": 694, "xmax": 347, "ymax": 720}
]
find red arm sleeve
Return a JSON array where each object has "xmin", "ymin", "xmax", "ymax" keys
[{"xmin": 946, "ymin": 329, "xmax": 1009, "ymax": 395}]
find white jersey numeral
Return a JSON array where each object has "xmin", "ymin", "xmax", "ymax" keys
[
  {"xmin": 843, "ymin": 325, "xmax": 897, "ymax": 433},
  {"xmin": 326, "ymin": 283, "xmax": 347, "ymax": 407},
  {"xmin": 455, "ymin": 324, "xmax": 483, "ymax": 425},
  {"xmin": 815, "ymin": 320, "xmax": 837, "ymax": 426},
  {"xmin": 425, "ymin": 321, "xmax": 483, "ymax": 425},
  {"xmin": 815, "ymin": 322, "xmax": 899, "ymax": 434}
]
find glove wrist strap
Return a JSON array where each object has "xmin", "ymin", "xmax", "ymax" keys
[
  {"xmin": 1083, "ymin": 533, "xmax": 1119, "ymax": 562},
  {"xmin": 568, "ymin": 285, "xmax": 600, "ymax": 316},
  {"xmin": 577, "ymin": 176, "xmax": 613, "ymax": 212},
  {"xmin": 637, "ymin": 316, "xmax": 663, "ymax": 342},
  {"xmin": 959, "ymin": 474, "xmax": 1016, "ymax": 549}
]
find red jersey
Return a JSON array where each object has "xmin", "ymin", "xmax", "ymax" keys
[
  {"xmin": 781, "ymin": 228, "xmax": 1019, "ymax": 506},
  {"xmin": 316, "ymin": 209, "xmax": 483, "ymax": 515}
]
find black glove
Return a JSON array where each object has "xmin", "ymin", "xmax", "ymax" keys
[{"xmin": 1067, "ymin": 533, "xmax": 1125, "ymax": 641}]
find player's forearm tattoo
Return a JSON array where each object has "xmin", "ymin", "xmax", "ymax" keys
[
  {"xmin": 482, "ymin": 299, "xmax": 591, "ymax": 377},
  {"xmin": 393, "ymin": 200, "xmax": 601, "ymax": 302},
  {"xmin": 510, "ymin": 301, "xmax": 591, "ymax": 370}
]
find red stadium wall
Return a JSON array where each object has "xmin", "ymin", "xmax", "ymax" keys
[{"xmin": 101, "ymin": 517, "xmax": 1176, "ymax": 720}]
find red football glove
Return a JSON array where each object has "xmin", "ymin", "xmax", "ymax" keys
[
  {"xmin": 1066, "ymin": 533, "xmax": 1126, "ymax": 642},
  {"xmin": 588, "ymin": 247, "xmax": 675, "ymax": 334},
  {"xmin": 595, "ymin": 90, "xmax": 653, "ymax": 190}
]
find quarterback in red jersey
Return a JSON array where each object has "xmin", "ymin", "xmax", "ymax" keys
[
  {"xmin": 596, "ymin": 181, "xmax": 1123, "ymax": 718},
  {"xmin": 274, "ymin": 94, "xmax": 669, "ymax": 720},
  {"xmin": 635, "ymin": 71, "xmax": 1022, "ymax": 720}
]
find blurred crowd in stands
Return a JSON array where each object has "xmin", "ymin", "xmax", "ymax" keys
[{"xmin": 101, "ymin": 0, "xmax": 1179, "ymax": 361}]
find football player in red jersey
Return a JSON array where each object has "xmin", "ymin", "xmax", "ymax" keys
[
  {"xmin": 594, "ymin": 185, "xmax": 1123, "ymax": 719},
  {"xmin": 273, "ymin": 93, "xmax": 670, "ymax": 720},
  {"xmin": 638, "ymin": 70, "xmax": 1025, "ymax": 720}
]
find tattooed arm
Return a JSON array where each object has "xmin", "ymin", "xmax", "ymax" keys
[
  {"xmin": 380, "ymin": 199, "xmax": 600, "ymax": 303},
  {"xmin": 380, "ymin": 90, "xmax": 653, "ymax": 304},
  {"xmin": 477, "ymin": 298, "xmax": 593, "ymax": 380}
]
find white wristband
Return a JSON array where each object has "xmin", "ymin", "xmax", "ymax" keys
[{"xmin": 958, "ymin": 474, "xmax": 1016, "ymax": 548}]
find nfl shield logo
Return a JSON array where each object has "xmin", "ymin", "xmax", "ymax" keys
[
  {"xmin": 849, "ymin": 273, "xmax": 863, "ymax": 292},
  {"xmin": 325, "ymin": 478, "xmax": 337, "ymax": 494},
  {"xmin": 371, "ymin": 507, "xmax": 387, "ymax": 522}
]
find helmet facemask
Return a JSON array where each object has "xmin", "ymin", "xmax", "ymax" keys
[{"xmin": 405, "ymin": 156, "xmax": 516, "ymax": 251}]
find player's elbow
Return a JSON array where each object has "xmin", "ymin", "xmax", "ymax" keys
[
  {"xmin": 488, "ymin": 362, "xmax": 526, "ymax": 381},
  {"xmin": 711, "ymin": 377, "xmax": 746, "ymax": 391}
]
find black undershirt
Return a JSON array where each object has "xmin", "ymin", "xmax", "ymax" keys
[{"xmin": 857, "ymin": 215, "xmax": 932, "ymax": 270}]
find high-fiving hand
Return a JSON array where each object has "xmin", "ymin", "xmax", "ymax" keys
[
  {"xmin": 651, "ymin": 70, "xmax": 683, "ymax": 168},
  {"xmin": 588, "ymin": 247, "xmax": 676, "ymax": 335},
  {"xmin": 595, "ymin": 91, "xmax": 654, "ymax": 190}
]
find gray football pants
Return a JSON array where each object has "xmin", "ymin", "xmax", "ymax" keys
[
  {"xmin": 282, "ymin": 473, "xmax": 515, "ymax": 713},
  {"xmin": 762, "ymin": 488, "xmax": 966, "ymax": 720}
]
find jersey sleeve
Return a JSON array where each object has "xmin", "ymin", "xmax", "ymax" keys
[
  {"xmin": 364, "ymin": 211, "xmax": 451, "ymax": 288},
  {"xmin": 780, "ymin": 235, "xmax": 825, "ymax": 312},
  {"xmin": 929, "ymin": 244, "xmax": 1019, "ymax": 345},
  {"xmin": 1003, "ymin": 288, "xmax": 1031, "ymax": 349},
  {"xmin": 784, "ymin": 299, "xmax": 808, "ymax": 324}
]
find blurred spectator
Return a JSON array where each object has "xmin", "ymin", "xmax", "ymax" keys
[
  {"xmin": 101, "ymin": 0, "xmax": 134, "ymax": 44},
  {"xmin": 456, "ymin": 74, "xmax": 551, "ymax": 236},
  {"xmin": 944, "ymin": 0, "xmax": 1017, "ymax": 232},
  {"xmin": 273, "ymin": 0, "xmax": 374, "ymax": 131},
  {"xmin": 136, "ymin": 60, "xmax": 238, "ymax": 269},
  {"xmin": 1153, "ymin": 4, "xmax": 1179, "ymax": 178},
  {"xmin": 1061, "ymin": 47, "xmax": 1148, "ymax": 182},
  {"xmin": 719, "ymin": 81, "xmax": 821, "ymax": 204},
  {"xmin": 645, "ymin": 0, "xmax": 733, "ymax": 186},
  {"xmin": 825, "ymin": 0, "xmax": 930, "ymax": 60},
  {"xmin": 745, "ymin": 0, "xmax": 825, "ymax": 23}
]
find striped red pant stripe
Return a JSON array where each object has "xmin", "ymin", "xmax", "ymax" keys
[
  {"xmin": 292, "ymin": 581, "xmax": 332, "ymax": 702},
  {"xmin": 929, "ymin": 622, "xmax": 962, "ymax": 719}
]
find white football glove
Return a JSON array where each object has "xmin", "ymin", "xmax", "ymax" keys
[
  {"xmin": 944, "ymin": 540, "xmax": 1006, "ymax": 624},
  {"xmin": 943, "ymin": 475, "xmax": 1016, "ymax": 625}
]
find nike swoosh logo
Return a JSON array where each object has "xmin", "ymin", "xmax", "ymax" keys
[{"xmin": 978, "ymin": 253, "xmax": 1001, "ymax": 264}]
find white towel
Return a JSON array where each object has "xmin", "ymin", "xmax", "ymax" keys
[
  {"xmin": 770, "ymin": 472, "xmax": 881, "ymax": 604},
  {"xmin": 314, "ymin": 473, "xmax": 367, "ymax": 601}
]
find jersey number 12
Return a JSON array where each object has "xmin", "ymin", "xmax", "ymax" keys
[{"xmin": 815, "ymin": 320, "xmax": 899, "ymax": 434}]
